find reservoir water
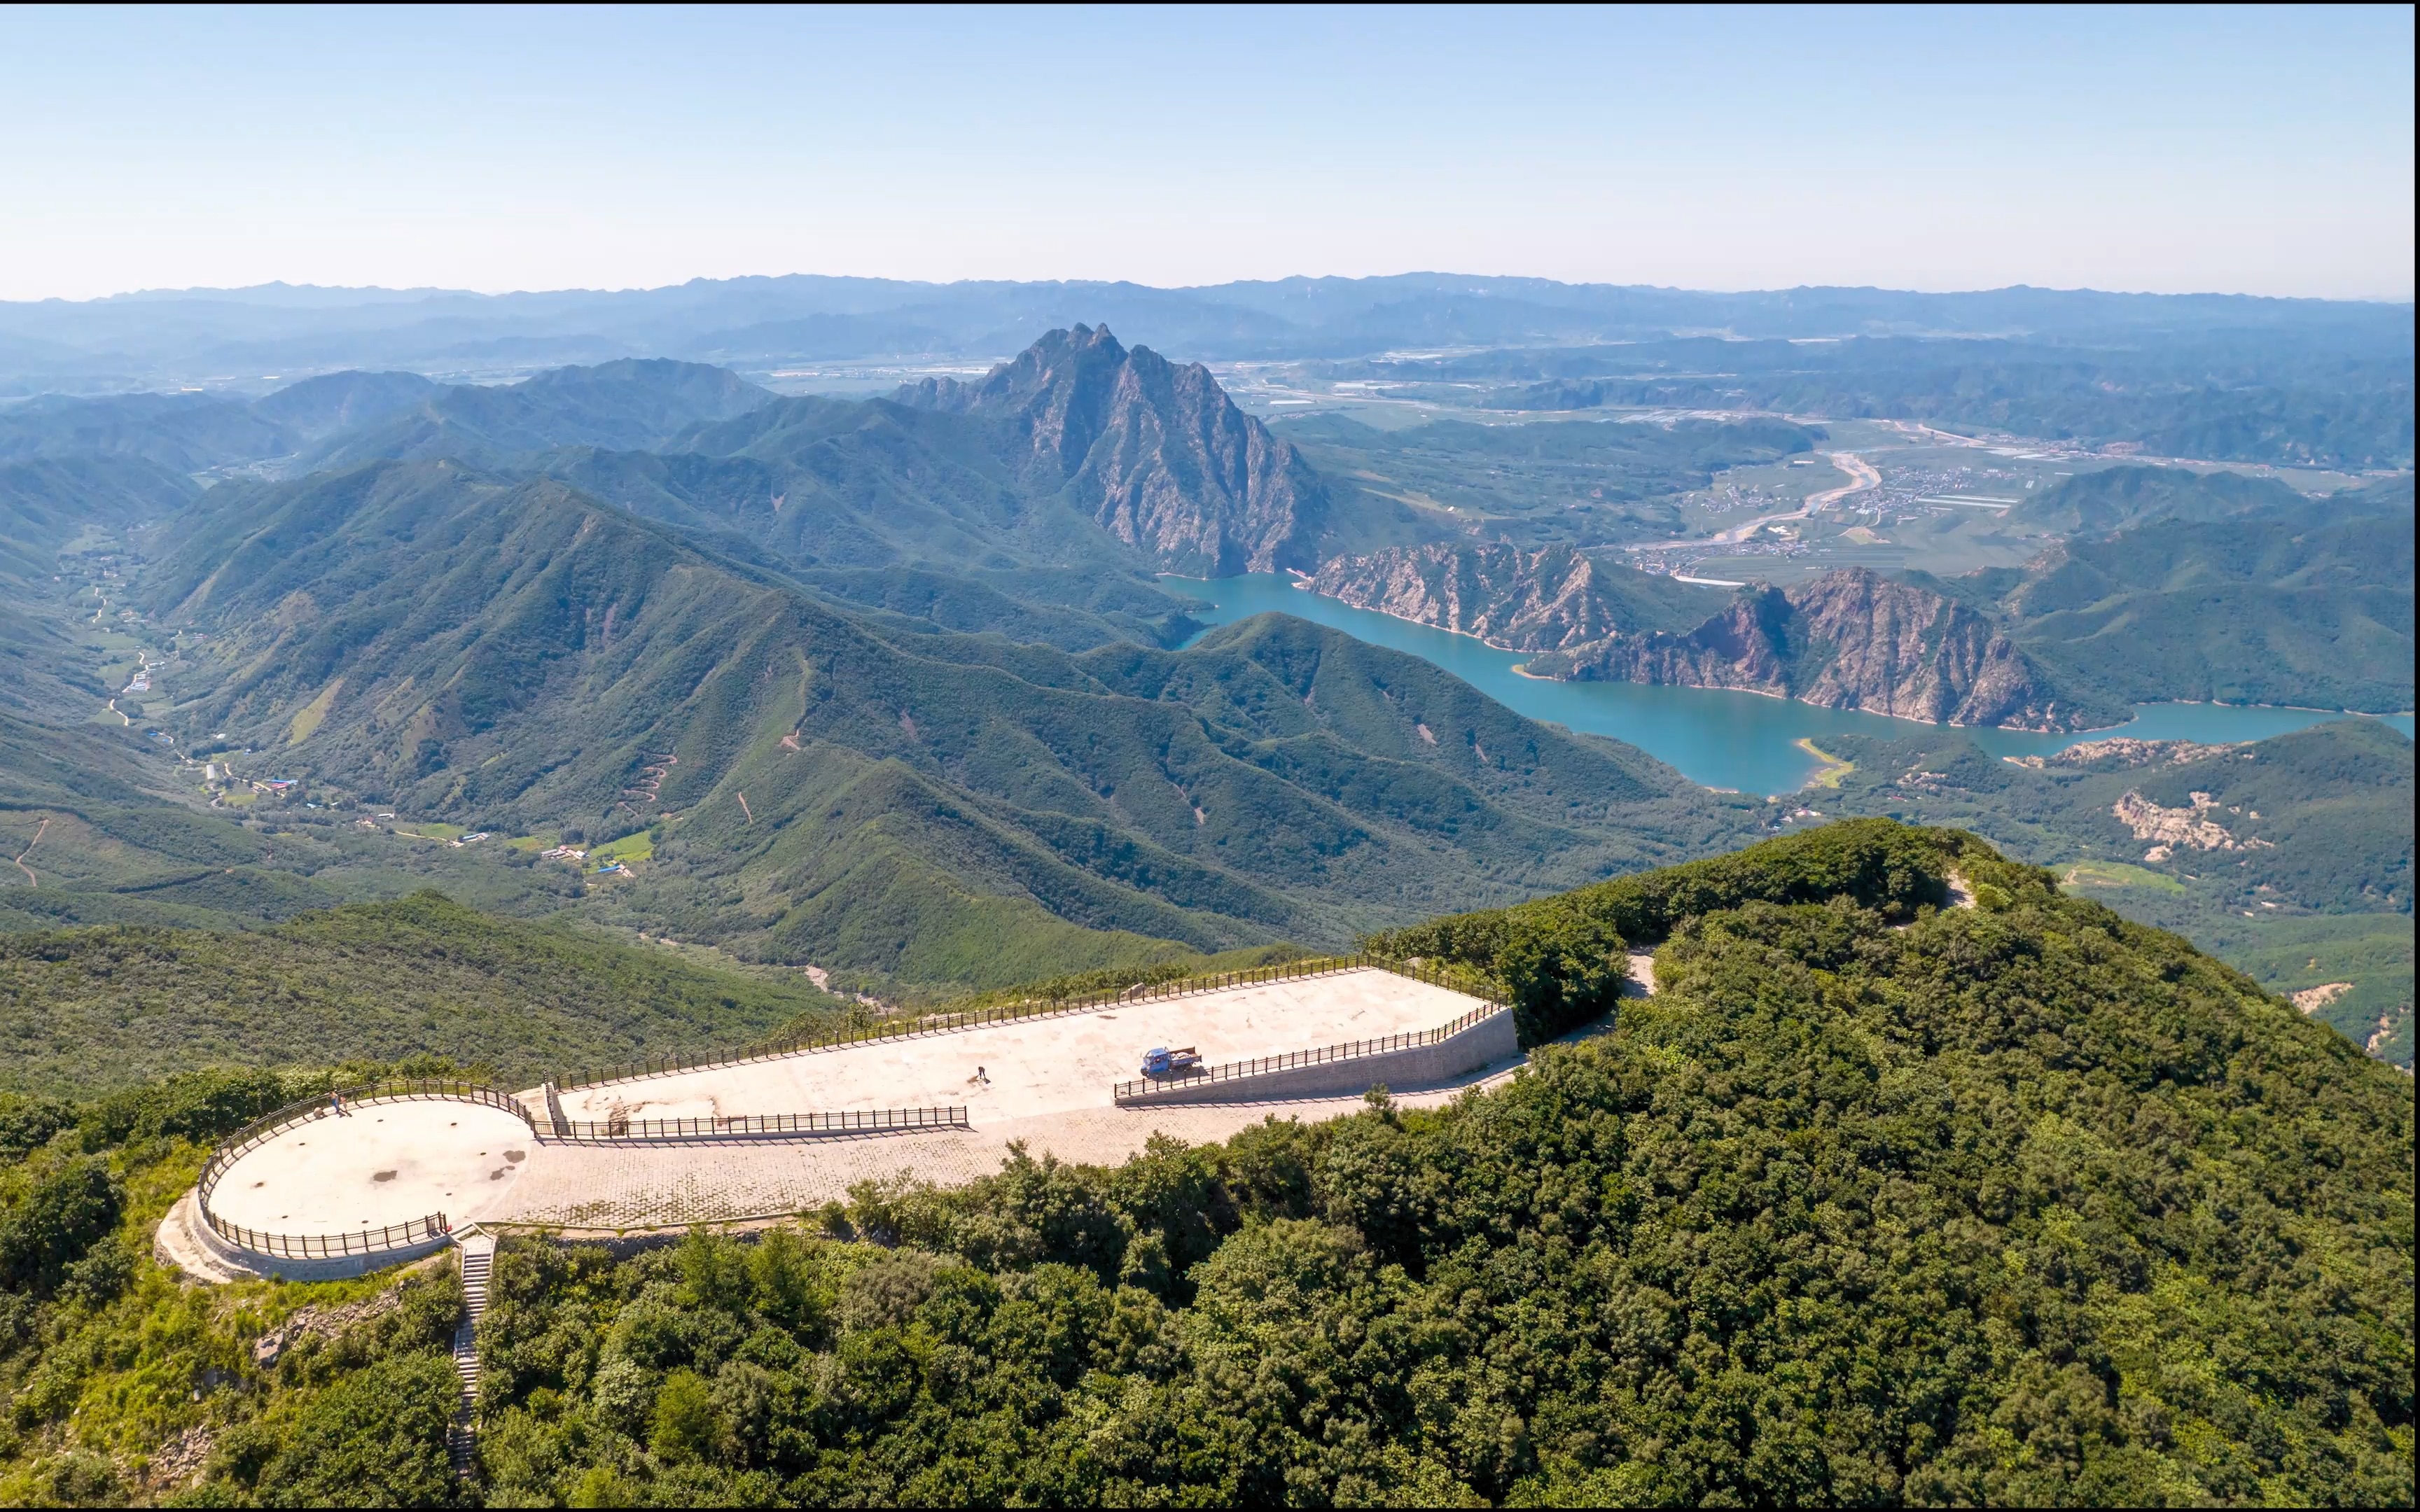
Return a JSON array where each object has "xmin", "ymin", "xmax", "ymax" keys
[{"xmin": 1164, "ymin": 574, "xmax": 2416, "ymax": 795}]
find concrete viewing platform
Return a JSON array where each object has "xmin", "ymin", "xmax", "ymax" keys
[
  {"xmin": 163, "ymin": 966, "xmax": 1566, "ymax": 1273},
  {"xmin": 202, "ymin": 1100, "xmax": 536, "ymax": 1238}
]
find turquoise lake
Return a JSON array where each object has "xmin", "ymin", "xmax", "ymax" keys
[{"xmin": 1163, "ymin": 574, "xmax": 2417, "ymax": 796}]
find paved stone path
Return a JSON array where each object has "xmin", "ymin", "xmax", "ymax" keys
[
  {"xmin": 552, "ymin": 969, "xmax": 1482, "ymax": 1127},
  {"xmin": 491, "ymin": 1054, "xmax": 1535, "ymax": 1231}
]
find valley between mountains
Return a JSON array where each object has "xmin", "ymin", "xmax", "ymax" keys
[
  {"xmin": 132, "ymin": 456, "xmax": 1751, "ymax": 990},
  {"xmin": 1, "ymin": 322, "xmax": 2409, "ymax": 1060}
]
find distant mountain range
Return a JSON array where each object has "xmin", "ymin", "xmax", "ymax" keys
[{"xmin": 4, "ymin": 272, "xmax": 2405, "ymax": 381}]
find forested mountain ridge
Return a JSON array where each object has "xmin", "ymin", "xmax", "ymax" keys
[
  {"xmin": 896, "ymin": 323, "xmax": 1330, "ymax": 575},
  {"xmin": 0, "ymin": 392, "xmax": 290, "ymax": 472},
  {"xmin": 0, "ymin": 890, "xmax": 840, "ymax": 1096},
  {"xmin": 552, "ymin": 388, "xmax": 1162, "ymax": 582},
  {"xmin": 0, "ymin": 359, "xmax": 775, "ymax": 483},
  {"xmin": 1949, "ymin": 484, "xmax": 2417, "ymax": 714},
  {"xmin": 132, "ymin": 457, "xmax": 1758, "ymax": 990},
  {"xmin": 295, "ymin": 358, "xmax": 776, "ymax": 472},
  {"xmin": 2000, "ymin": 461, "xmax": 2307, "ymax": 533},
  {"xmin": 7, "ymin": 822, "xmax": 2406, "ymax": 1506}
]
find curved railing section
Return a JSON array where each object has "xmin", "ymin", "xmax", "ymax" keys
[
  {"xmin": 194, "ymin": 1078, "xmax": 537, "ymax": 1264},
  {"xmin": 204, "ymin": 1210, "xmax": 452, "ymax": 1261},
  {"xmin": 1111, "ymin": 995, "xmax": 1510, "ymax": 1102},
  {"xmin": 557, "ymin": 954, "xmax": 1502, "ymax": 1091},
  {"xmin": 550, "ymin": 1106, "xmax": 968, "ymax": 1142}
]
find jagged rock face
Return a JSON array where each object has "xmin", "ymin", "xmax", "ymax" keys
[
  {"xmin": 896, "ymin": 324, "xmax": 1323, "ymax": 575},
  {"xmin": 1309, "ymin": 542, "xmax": 1629, "ymax": 650},
  {"xmin": 1555, "ymin": 567, "xmax": 2094, "ymax": 731}
]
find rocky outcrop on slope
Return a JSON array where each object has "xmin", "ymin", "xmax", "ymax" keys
[
  {"xmin": 2112, "ymin": 788, "xmax": 2252, "ymax": 861},
  {"xmin": 1531, "ymin": 566, "xmax": 2115, "ymax": 731},
  {"xmin": 896, "ymin": 324, "xmax": 1325, "ymax": 575},
  {"xmin": 1306, "ymin": 542, "xmax": 1725, "ymax": 651},
  {"xmin": 2006, "ymin": 737, "xmax": 2248, "ymax": 771}
]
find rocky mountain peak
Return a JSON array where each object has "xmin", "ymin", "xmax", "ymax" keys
[{"xmin": 896, "ymin": 325, "xmax": 1326, "ymax": 576}]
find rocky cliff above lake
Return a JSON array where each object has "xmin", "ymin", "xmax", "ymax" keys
[
  {"xmin": 1306, "ymin": 542, "xmax": 1730, "ymax": 651},
  {"xmin": 1527, "ymin": 566, "xmax": 2121, "ymax": 732},
  {"xmin": 896, "ymin": 323, "xmax": 1326, "ymax": 576}
]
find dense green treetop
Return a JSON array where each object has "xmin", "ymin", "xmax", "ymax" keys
[
  {"xmin": 1, "ymin": 823, "xmax": 2410, "ymax": 1506},
  {"xmin": 442, "ymin": 827, "xmax": 2405, "ymax": 1506}
]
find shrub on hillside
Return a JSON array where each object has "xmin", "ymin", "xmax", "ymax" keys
[
  {"xmin": 1497, "ymin": 902, "xmax": 1627, "ymax": 1045},
  {"xmin": 1370, "ymin": 817, "xmax": 1959, "ymax": 974}
]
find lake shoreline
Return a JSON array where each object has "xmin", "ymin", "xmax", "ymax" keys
[
  {"xmin": 1199, "ymin": 575, "xmax": 2398, "ymax": 736},
  {"xmin": 1159, "ymin": 573, "xmax": 2416, "ymax": 794}
]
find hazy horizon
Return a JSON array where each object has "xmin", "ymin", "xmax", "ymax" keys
[
  {"xmin": 18, "ymin": 271, "xmax": 2416, "ymax": 310},
  {"xmin": 4, "ymin": 5, "xmax": 2410, "ymax": 304}
]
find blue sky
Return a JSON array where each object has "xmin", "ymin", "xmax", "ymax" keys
[{"xmin": 3, "ymin": 4, "xmax": 2410, "ymax": 301}]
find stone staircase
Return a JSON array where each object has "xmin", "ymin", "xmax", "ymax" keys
[{"xmin": 447, "ymin": 1230, "xmax": 497, "ymax": 1478}]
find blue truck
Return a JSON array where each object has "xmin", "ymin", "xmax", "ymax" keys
[{"xmin": 1139, "ymin": 1046, "xmax": 1202, "ymax": 1078}]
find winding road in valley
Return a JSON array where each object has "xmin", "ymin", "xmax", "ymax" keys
[
  {"xmin": 13, "ymin": 817, "xmax": 47, "ymax": 886},
  {"xmin": 1708, "ymin": 451, "xmax": 1881, "ymax": 544}
]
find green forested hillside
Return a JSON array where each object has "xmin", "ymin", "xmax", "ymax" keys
[
  {"xmin": 544, "ymin": 395, "xmax": 1149, "ymax": 578},
  {"xmin": 132, "ymin": 459, "xmax": 1757, "ymax": 991},
  {"xmin": 0, "ymin": 454, "xmax": 197, "ymax": 578},
  {"xmin": 1906, "ymin": 485, "xmax": 2417, "ymax": 715},
  {"xmin": 0, "ymin": 710, "xmax": 274, "ymax": 917},
  {"xmin": 1807, "ymin": 720, "xmax": 2416, "ymax": 1065},
  {"xmin": 7, "ymin": 825, "xmax": 2405, "ymax": 1506},
  {"xmin": 791, "ymin": 565, "xmax": 1200, "ymax": 652},
  {"xmin": 0, "ymin": 890, "xmax": 839, "ymax": 1096},
  {"xmin": 1999, "ymin": 461, "xmax": 2306, "ymax": 533},
  {"xmin": 0, "ymin": 454, "xmax": 197, "ymax": 719},
  {"xmin": 0, "ymin": 392, "xmax": 289, "ymax": 472},
  {"xmin": 244, "ymin": 369, "xmax": 438, "ymax": 442},
  {"xmin": 2001, "ymin": 507, "xmax": 2414, "ymax": 713}
]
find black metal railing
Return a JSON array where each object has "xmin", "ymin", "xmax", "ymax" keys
[
  {"xmin": 555, "ymin": 953, "xmax": 1503, "ymax": 1091},
  {"xmin": 202, "ymin": 1210, "xmax": 451, "ymax": 1261},
  {"xmin": 195, "ymin": 1079, "xmax": 536, "ymax": 1262},
  {"xmin": 551, "ymin": 1105, "xmax": 968, "ymax": 1142},
  {"xmin": 1111, "ymin": 996, "xmax": 1510, "ymax": 1101}
]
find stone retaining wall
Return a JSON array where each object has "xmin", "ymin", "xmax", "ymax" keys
[
  {"xmin": 1115, "ymin": 1006, "xmax": 1518, "ymax": 1107},
  {"xmin": 186, "ymin": 1196, "xmax": 453, "ymax": 1281}
]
